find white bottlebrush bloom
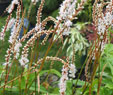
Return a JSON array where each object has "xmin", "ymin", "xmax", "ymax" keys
[
  {"xmin": 100, "ymin": 35, "xmax": 103, "ymax": 40},
  {"xmin": 59, "ymin": 80, "xmax": 66, "ymax": 95},
  {"xmin": 0, "ymin": 32, "xmax": 5, "ymax": 41},
  {"xmin": 63, "ymin": 27, "xmax": 71, "ymax": 35},
  {"xmin": 56, "ymin": 0, "xmax": 77, "ymax": 36},
  {"xmin": 14, "ymin": 42, "xmax": 22, "ymax": 52},
  {"xmin": 5, "ymin": 48, "xmax": 12, "ymax": 66},
  {"xmin": 100, "ymin": 38, "xmax": 107, "ymax": 52},
  {"xmin": 19, "ymin": 56, "xmax": 29, "ymax": 66},
  {"xmin": 97, "ymin": 18, "xmax": 105, "ymax": 35},
  {"xmin": 8, "ymin": 0, "xmax": 19, "ymax": 13},
  {"xmin": 3, "ymin": 62, "xmax": 11, "ymax": 67},
  {"xmin": 35, "ymin": 23, "xmax": 42, "ymax": 31},
  {"xmin": 14, "ymin": 42, "xmax": 22, "ymax": 58},
  {"xmin": 0, "ymin": 26, "xmax": 5, "ymax": 41},
  {"xmin": 15, "ymin": 52, "xmax": 19, "ymax": 59},
  {"xmin": 65, "ymin": 20, "xmax": 72, "ymax": 27},
  {"xmin": 59, "ymin": 0, "xmax": 70, "ymax": 19},
  {"xmin": 104, "ymin": 12, "xmax": 112, "ymax": 26},
  {"xmin": 12, "ymin": 0, "xmax": 19, "ymax": 4},
  {"xmin": 31, "ymin": 0, "xmax": 39, "ymax": 2},
  {"xmin": 69, "ymin": 64, "xmax": 76, "ymax": 78},
  {"xmin": 31, "ymin": 0, "xmax": 39, "ymax": 4},
  {"xmin": 8, "ymin": 5, "xmax": 14, "ymax": 13},
  {"xmin": 59, "ymin": 0, "xmax": 77, "ymax": 20},
  {"xmin": 59, "ymin": 65, "xmax": 69, "ymax": 95},
  {"xmin": 97, "ymin": 3, "xmax": 102, "ymax": 8},
  {"xmin": 6, "ymin": 18, "xmax": 15, "ymax": 31},
  {"xmin": 55, "ymin": 23, "xmax": 71, "ymax": 36},
  {"xmin": 67, "ymin": 0, "xmax": 77, "ymax": 18},
  {"xmin": 8, "ymin": 25, "xmax": 18, "ymax": 43}
]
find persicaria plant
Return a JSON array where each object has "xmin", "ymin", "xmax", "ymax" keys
[{"xmin": 0, "ymin": 0, "xmax": 113, "ymax": 95}]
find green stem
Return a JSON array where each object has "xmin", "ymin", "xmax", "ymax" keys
[{"xmin": 72, "ymin": 44, "xmax": 94, "ymax": 95}]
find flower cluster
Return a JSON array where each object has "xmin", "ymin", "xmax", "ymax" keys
[
  {"xmin": 7, "ymin": 0, "xmax": 19, "ymax": 13},
  {"xmin": 6, "ymin": 18, "xmax": 15, "ymax": 31},
  {"xmin": 0, "ymin": 26, "xmax": 5, "ymax": 41},
  {"xmin": 8, "ymin": 4, "xmax": 21, "ymax": 44},
  {"xmin": 19, "ymin": 43, "xmax": 29, "ymax": 66},
  {"xmin": 8, "ymin": 25, "xmax": 19, "ymax": 43},
  {"xmin": 69, "ymin": 64, "xmax": 76, "ymax": 79},
  {"xmin": 97, "ymin": 12, "xmax": 112, "ymax": 39},
  {"xmin": 96, "ymin": 2, "xmax": 112, "ymax": 51},
  {"xmin": 19, "ymin": 30, "xmax": 53, "ymax": 66},
  {"xmin": 59, "ymin": 64, "xmax": 69, "ymax": 95},
  {"xmin": 14, "ymin": 42, "xmax": 22, "ymax": 58},
  {"xmin": 56, "ymin": 0, "xmax": 77, "ymax": 36},
  {"xmin": 4, "ymin": 4, "xmax": 22, "ymax": 66},
  {"xmin": 19, "ymin": 0, "xmax": 46, "ymax": 67},
  {"xmin": 5, "ymin": 48, "xmax": 12, "ymax": 66},
  {"xmin": 55, "ymin": 0, "xmax": 86, "ymax": 36},
  {"xmin": 31, "ymin": 0, "xmax": 39, "ymax": 4},
  {"xmin": 19, "ymin": 53, "xmax": 29, "ymax": 66},
  {"xmin": 59, "ymin": 0, "xmax": 77, "ymax": 20},
  {"xmin": 0, "ymin": 14, "xmax": 12, "ymax": 41}
]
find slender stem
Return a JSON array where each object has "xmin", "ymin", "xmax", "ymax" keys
[
  {"xmin": 24, "ymin": 44, "xmax": 35, "ymax": 94},
  {"xmin": 72, "ymin": 44, "xmax": 94, "ymax": 95}
]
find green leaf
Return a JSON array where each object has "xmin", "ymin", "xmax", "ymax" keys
[
  {"xmin": 108, "ymin": 63, "xmax": 113, "ymax": 75},
  {"xmin": 30, "ymin": 85, "xmax": 48, "ymax": 93},
  {"xmin": 39, "ymin": 69, "xmax": 61, "ymax": 77},
  {"xmin": 62, "ymin": 38, "xmax": 68, "ymax": 50},
  {"xmin": 105, "ymin": 83, "xmax": 113, "ymax": 89},
  {"xmin": 108, "ymin": 27, "xmax": 113, "ymax": 34}
]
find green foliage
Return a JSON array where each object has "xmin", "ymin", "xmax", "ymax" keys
[
  {"xmin": 43, "ymin": 0, "xmax": 59, "ymax": 13},
  {"xmin": 77, "ymin": 0, "xmax": 93, "ymax": 22},
  {"xmin": 66, "ymin": 80, "xmax": 85, "ymax": 95},
  {"xmin": 99, "ymin": 44, "xmax": 113, "ymax": 95},
  {"xmin": 0, "ymin": 16, "xmax": 10, "ymax": 63},
  {"xmin": 39, "ymin": 69, "xmax": 61, "ymax": 77},
  {"xmin": 51, "ymin": 9, "xmax": 59, "ymax": 18},
  {"xmin": 63, "ymin": 22, "xmax": 89, "ymax": 61},
  {"xmin": 29, "ymin": 5, "xmax": 37, "ymax": 25}
]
